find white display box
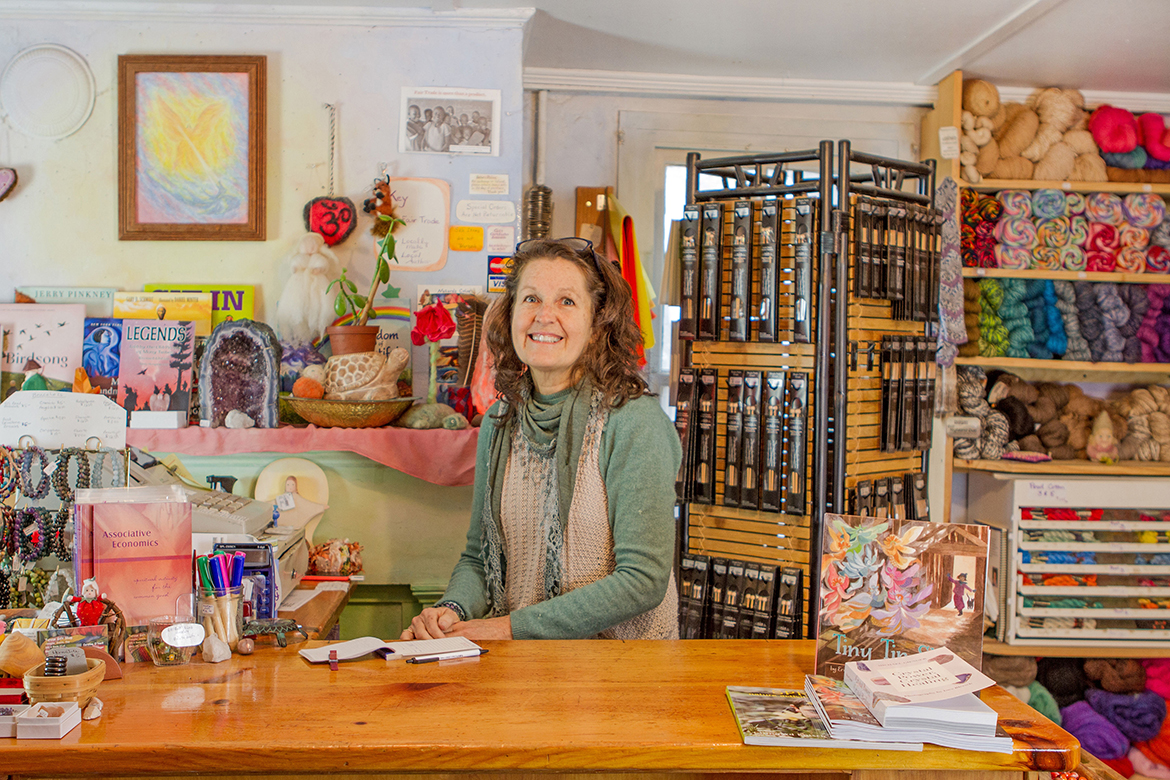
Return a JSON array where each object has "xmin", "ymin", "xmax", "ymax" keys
[
  {"xmin": 129, "ymin": 410, "xmax": 187, "ymax": 429},
  {"xmin": 0, "ymin": 704, "xmax": 30, "ymax": 737},
  {"xmin": 15, "ymin": 702, "xmax": 81, "ymax": 739}
]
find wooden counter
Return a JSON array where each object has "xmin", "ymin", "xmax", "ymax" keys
[{"xmin": 2, "ymin": 640, "xmax": 1078, "ymax": 780}]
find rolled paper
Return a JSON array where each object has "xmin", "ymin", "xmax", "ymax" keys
[
  {"xmin": 1037, "ymin": 217, "xmax": 1072, "ymax": 248},
  {"xmin": 1069, "ymin": 215, "xmax": 1090, "ymax": 247},
  {"xmin": 998, "ymin": 190, "xmax": 1033, "ymax": 218},
  {"xmin": 1061, "ymin": 245, "xmax": 1087, "ymax": 271},
  {"xmin": 1033, "ymin": 188, "xmax": 1068, "ymax": 220},
  {"xmin": 1087, "ymin": 222, "xmax": 1121, "ymax": 253},
  {"xmin": 1117, "ymin": 246, "xmax": 1147, "ymax": 273},
  {"xmin": 1086, "ymin": 192, "xmax": 1124, "ymax": 225},
  {"xmin": 1122, "ymin": 193, "xmax": 1167, "ymax": 229},
  {"xmin": 1087, "ymin": 250, "xmax": 1118, "ymax": 272},
  {"xmin": 1147, "ymin": 245, "xmax": 1170, "ymax": 274},
  {"xmin": 1032, "ymin": 246, "xmax": 1062, "ymax": 270},
  {"xmin": 994, "ymin": 216, "xmax": 1038, "ymax": 248},
  {"xmin": 1066, "ymin": 191, "xmax": 1087, "ymax": 216},
  {"xmin": 1120, "ymin": 224, "xmax": 1150, "ymax": 249},
  {"xmin": 995, "ymin": 245, "xmax": 1032, "ymax": 270}
]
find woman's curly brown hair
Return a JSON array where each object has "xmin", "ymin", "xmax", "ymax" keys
[{"xmin": 485, "ymin": 238, "xmax": 647, "ymax": 425}]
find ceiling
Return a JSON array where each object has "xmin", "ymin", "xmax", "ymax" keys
[{"xmin": 18, "ymin": 0, "xmax": 1170, "ymax": 96}]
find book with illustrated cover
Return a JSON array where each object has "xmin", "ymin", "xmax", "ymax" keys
[
  {"xmin": 725, "ymin": 686, "xmax": 922, "ymax": 750},
  {"xmin": 113, "ymin": 291, "xmax": 212, "ymax": 337},
  {"xmin": 82, "ymin": 318, "xmax": 122, "ymax": 403},
  {"xmin": 841, "ymin": 647, "xmax": 998, "ymax": 734},
  {"xmin": 15, "ymin": 286, "xmax": 117, "ymax": 318},
  {"xmin": 116, "ymin": 320, "xmax": 196, "ymax": 422},
  {"xmin": 144, "ymin": 284, "xmax": 254, "ymax": 329},
  {"xmin": 805, "ymin": 673, "xmax": 1010, "ymax": 752},
  {"xmin": 815, "ymin": 513, "xmax": 990, "ymax": 680},
  {"xmin": 0, "ymin": 303, "xmax": 85, "ymax": 401}
]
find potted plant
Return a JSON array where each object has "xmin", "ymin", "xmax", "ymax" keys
[{"xmin": 325, "ymin": 177, "xmax": 405, "ymax": 355}]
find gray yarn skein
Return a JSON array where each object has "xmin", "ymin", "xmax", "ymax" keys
[{"xmin": 1053, "ymin": 280, "xmax": 1091, "ymax": 361}]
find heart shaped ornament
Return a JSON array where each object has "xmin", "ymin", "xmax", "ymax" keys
[
  {"xmin": 0, "ymin": 168, "xmax": 17, "ymax": 202},
  {"xmin": 304, "ymin": 196, "xmax": 357, "ymax": 246}
]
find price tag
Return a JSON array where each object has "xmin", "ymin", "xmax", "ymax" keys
[
  {"xmin": 275, "ymin": 492, "xmax": 296, "ymax": 512},
  {"xmin": 1027, "ymin": 481, "xmax": 1068, "ymax": 505},
  {"xmin": 42, "ymin": 460, "xmax": 57, "ymax": 477},
  {"xmin": 1077, "ymin": 271, "xmax": 1087, "ymax": 279},
  {"xmin": 975, "ymin": 268, "xmax": 986, "ymax": 276},
  {"xmin": 161, "ymin": 623, "xmax": 205, "ymax": 648},
  {"xmin": 1060, "ymin": 182, "xmax": 1071, "ymax": 190},
  {"xmin": 1144, "ymin": 184, "xmax": 1153, "ymax": 192},
  {"xmin": 938, "ymin": 126, "xmax": 960, "ymax": 160},
  {"xmin": 945, "ymin": 416, "xmax": 982, "ymax": 439}
]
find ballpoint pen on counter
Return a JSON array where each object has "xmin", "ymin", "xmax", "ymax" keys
[{"xmin": 406, "ymin": 648, "xmax": 489, "ymax": 665}]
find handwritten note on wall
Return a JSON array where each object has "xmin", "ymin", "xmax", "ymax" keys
[
  {"xmin": 381, "ymin": 177, "xmax": 452, "ymax": 273},
  {"xmin": 456, "ymin": 199, "xmax": 516, "ymax": 224},
  {"xmin": 0, "ymin": 391, "xmax": 127, "ymax": 449}
]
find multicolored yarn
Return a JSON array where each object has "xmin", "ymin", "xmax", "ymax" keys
[
  {"xmin": 1122, "ymin": 193, "xmax": 1167, "ymax": 229},
  {"xmin": 1061, "ymin": 245, "xmax": 1087, "ymax": 271},
  {"xmin": 1096, "ymin": 282, "xmax": 1130, "ymax": 362},
  {"xmin": 1087, "ymin": 250, "xmax": 1118, "ymax": 272},
  {"xmin": 1152, "ymin": 220, "xmax": 1170, "ymax": 250},
  {"xmin": 1023, "ymin": 279, "xmax": 1053, "ymax": 359},
  {"xmin": 994, "ymin": 215, "xmax": 1038, "ymax": 248},
  {"xmin": 978, "ymin": 278, "xmax": 1009, "ymax": 357},
  {"xmin": 1068, "ymin": 215, "xmax": 1090, "ymax": 246},
  {"xmin": 1138, "ymin": 285, "xmax": 1170, "ymax": 362},
  {"xmin": 1042, "ymin": 280, "xmax": 1068, "ymax": 357},
  {"xmin": 960, "ymin": 189, "xmax": 1001, "ymax": 268},
  {"xmin": 1121, "ymin": 224, "xmax": 1151, "ymax": 249},
  {"xmin": 1054, "ymin": 280, "xmax": 1091, "ymax": 360},
  {"xmin": 998, "ymin": 189, "xmax": 1033, "ymax": 218},
  {"xmin": 1087, "ymin": 221, "xmax": 1122, "ymax": 253},
  {"xmin": 1032, "ymin": 188, "xmax": 1068, "ymax": 219},
  {"xmin": 1076, "ymin": 280, "xmax": 1107, "ymax": 362},
  {"xmin": 1118, "ymin": 246, "xmax": 1148, "ymax": 273},
  {"xmin": 1032, "ymin": 246, "xmax": 1062, "ymax": 270},
  {"xmin": 1000, "ymin": 278, "xmax": 1034, "ymax": 358},
  {"xmin": 1120, "ymin": 284, "xmax": 1148, "ymax": 362},
  {"xmin": 1065, "ymin": 191, "xmax": 1087, "ymax": 216},
  {"xmin": 1147, "ymin": 245, "xmax": 1170, "ymax": 274},
  {"xmin": 995, "ymin": 244, "xmax": 1032, "ymax": 269},
  {"xmin": 1086, "ymin": 192, "xmax": 1125, "ymax": 225},
  {"xmin": 1037, "ymin": 217, "xmax": 1071, "ymax": 247}
]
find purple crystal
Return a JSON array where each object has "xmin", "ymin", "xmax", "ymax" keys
[{"xmin": 199, "ymin": 320, "xmax": 282, "ymax": 428}]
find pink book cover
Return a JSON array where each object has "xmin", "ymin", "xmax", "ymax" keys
[
  {"xmin": 73, "ymin": 504, "xmax": 94, "ymax": 583},
  {"xmin": 0, "ymin": 303, "xmax": 85, "ymax": 401},
  {"xmin": 116, "ymin": 319, "xmax": 195, "ymax": 421},
  {"xmin": 91, "ymin": 501, "xmax": 192, "ymax": 626}
]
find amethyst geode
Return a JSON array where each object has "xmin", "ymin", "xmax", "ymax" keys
[{"xmin": 199, "ymin": 319, "xmax": 282, "ymax": 428}]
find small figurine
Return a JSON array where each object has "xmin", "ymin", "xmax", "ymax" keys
[
  {"xmin": 20, "ymin": 358, "xmax": 47, "ymax": 391},
  {"xmin": 72, "ymin": 578, "xmax": 106, "ymax": 626},
  {"xmin": 1086, "ymin": 411, "xmax": 1120, "ymax": 464}
]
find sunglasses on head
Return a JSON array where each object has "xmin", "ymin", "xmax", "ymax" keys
[{"xmin": 515, "ymin": 236, "xmax": 608, "ymax": 281}]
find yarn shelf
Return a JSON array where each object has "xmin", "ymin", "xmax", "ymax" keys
[
  {"xmin": 955, "ymin": 459, "xmax": 1170, "ymax": 477},
  {"xmin": 985, "ymin": 638, "xmax": 1161, "ymax": 659},
  {"xmin": 962, "ymin": 180, "xmax": 1170, "ymax": 196},
  {"xmin": 962, "ymin": 267, "xmax": 1164, "ymax": 285},
  {"xmin": 953, "ymin": 356, "xmax": 1170, "ymax": 383}
]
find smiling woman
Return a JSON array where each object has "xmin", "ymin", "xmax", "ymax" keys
[{"xmin": 403, "ymin": 238, "xmax": 682, "ymax": 642}]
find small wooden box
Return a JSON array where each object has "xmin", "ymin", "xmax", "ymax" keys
[{"xmin": 16, "ymin": 702, "xmax": 81, "ymax": 739}]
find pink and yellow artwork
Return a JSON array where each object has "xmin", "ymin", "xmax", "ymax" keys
[{"xmin": 135, "ymin": 71, "xmax": 249, "ymax": 224}]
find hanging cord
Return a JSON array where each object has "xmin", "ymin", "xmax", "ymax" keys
[{"xmin": 325, "ymin": 103, "xmax": 337, "ymax": 197}]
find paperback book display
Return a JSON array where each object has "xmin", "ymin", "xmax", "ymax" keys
[{"xmin": 725, "ymin": 687, "xmax": 921, "ymax": 750}]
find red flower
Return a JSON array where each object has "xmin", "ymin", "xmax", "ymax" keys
[{"xmin": 411, "ymin": 301, "xmax": 456, "ymax": 345}]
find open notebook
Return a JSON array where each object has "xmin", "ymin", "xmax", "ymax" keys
[{"xmin": 299, "ymin": 636, "xmax": 482, "ymax": 663}]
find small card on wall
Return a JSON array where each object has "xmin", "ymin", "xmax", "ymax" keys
[
  {"xmin": 469, "ymin": 174, "xmax": 509, "ymax": 196},
  {"xmin": 485, "ymin": 225, "xmax": 514, "ymax": 255},
  {"xmin": 487, "ymin": 256, "xmax": 512, "ymax": 293},
  {"xmin": 449, "ymin": 226, "xmax": 484, "ymax": 252},
  {"xmin": 456, "ymin": 200, "xmax": 516, "ymax": 224},
  {"xmin": 375, "ymin": 176, "xmax": 451, "ymax": 272}
]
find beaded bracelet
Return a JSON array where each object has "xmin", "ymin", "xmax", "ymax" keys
[
  {"xmin": 51, "ymin": 506, "xmax": 72, "ymax": 563},
  {"xmin": 92, "ymin": 448, "xmax": 126, "ymax": 489},
  {"xmin": 17, "ymin": 507, "xmax": 47, "ymax": 564},
  {"xmin": 18, "ymin": 447, "xmax": 51, "ymax": 499},
  {"xmin": 52, "ymin": 448, "xmax": 91, "ymax": 503},
  {"xmin": 0, "ymin": 448, "xmax": 18, "ymax": 499},
  {"xmin": 0, "ymin": 505, "xmax": 15, "ymax": 558}
]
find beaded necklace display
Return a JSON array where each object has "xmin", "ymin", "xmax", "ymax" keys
[
  {"xmin": 51, "ymin": 448, "xmax": 91, "ymax": 503},
  {"xmin": 0, "ymin": 449, "xmax": 18, "ymax": 499},
  {"xmin": 18, "ymin": 447, "xmax": 51, "ymax": 499},
  {"xmin": 49, "ymin": 506, "xmax": 72, "ymax": 562},
  {"xmin": 17, "ymin": 507, "xmax": 47, "ymax": 564},
  {"xmin": 0, "ymin": 505, "xmax": 16, "ymax": 558}
]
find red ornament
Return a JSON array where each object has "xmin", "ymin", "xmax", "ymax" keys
[
  {"xmin": 303, "ymin": 196, "xmax": 357, "ymax": 246},
  {"xmin": 411, "ymin": 301, "xmax": 457, "ymax": 345}
]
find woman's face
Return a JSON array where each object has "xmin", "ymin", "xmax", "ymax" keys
[{"xmin": 511, "ymin": 257, "xmax": 594, "ymax": 395}]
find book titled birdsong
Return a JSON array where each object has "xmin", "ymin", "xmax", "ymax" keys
[{"xmin": 0, "ymin": 303, "xmax": 85, "ymax": 401}]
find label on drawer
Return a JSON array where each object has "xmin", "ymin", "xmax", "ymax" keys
[
  {"xmin": 1024, "ymin": 481, "xmax": 1068, "ymax": 505},
  {"xmin": 938, "ymin": 126, "xmax": 960, "ymax": 159}
]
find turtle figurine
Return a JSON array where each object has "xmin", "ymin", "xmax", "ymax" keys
[{"xmin": 242, "ymin": 618, "xmax": 308, "ymax": 648}]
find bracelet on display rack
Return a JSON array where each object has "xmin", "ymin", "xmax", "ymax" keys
[
  {"xmin": 18, "ymin": 446, "xmax": 52, "ymax": 500},
  {"xmin": 50, "ymin": 506, "xmax": 72, "ymax": 563},
  {"xmin": 51, "ymin": 447, "xmax": 91, "ymax": 503},
  {"xmin": 91, "ymin": 447, "xmax": 126, "ymax": 489},
  {"xmin": 17, "ymin": 507, "xmax": 48, "ymax": 564},
  {"xmin": 0, "ymin": 448, "xmax": 18, "ymax": 499},
  {"xmin": 0, "ymin": 505, "xmax": 16, "ymax": 558}
]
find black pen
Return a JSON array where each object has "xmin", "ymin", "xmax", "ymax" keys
[{"xmin": 406, "ymin": 648, "xmax": 488, "ymax": 664}]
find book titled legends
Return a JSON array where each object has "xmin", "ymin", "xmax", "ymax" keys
[
  {"xmin": 815, "ymin": 513, "xmax": 990, "ymax": 680},
  {"xmin": 116, "ymin": 320, "xmax": 196, "ymax": 422},
  {"xmin": 725, "ymin": 686, "xmax": 922, "ymax": 750}
]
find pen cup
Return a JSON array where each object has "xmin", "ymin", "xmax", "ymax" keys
[{"xmin": 198, "ymin": 587, "xmax": 243, "ymax": 652}]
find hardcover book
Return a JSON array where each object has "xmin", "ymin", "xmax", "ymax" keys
[
  {"xmin": 15, "ymin": 287, "xmax": 116, "ymax": 318},
  {"xmin": 815, "ymin": 513, "xmax": 990, "ymax": 679},
  {"xmin": 0, "ymin": 303, "xmax": 85, "ymax": 401},
  {"xmin": 116, "ymin": 320, "xmax": 196, "ymax": 423},
  {"xmin": 82, "ymin": 318, "xmax": 122, "ymax": 403},
  {"xmin": 144, "ymin": 284, "xmax": 255, "ymax": 329},
  {"xmin": 725, "ymin": 686, "xmax": 922, "ymax": 750},
  {"xmin": 113, "ymin": 292, "xmax": 213, "ymax": 337}
]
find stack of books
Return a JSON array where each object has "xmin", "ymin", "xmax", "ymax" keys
[{"xmin": 727, "ymin": 647, "xmax": 1012, "ymax": 753}]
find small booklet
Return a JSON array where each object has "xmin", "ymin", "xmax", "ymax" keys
[
  {"xmin": 299, "ymin": 636, "xmax": 482, "ymax": 664},
  {"xmin": 842, "ymin": 646, "xmax": 998, "ymax": 735},
  {"xmin": 805, "ymin": 675, "xmax": 1012, "ymax": 753},
  {"xmin": 724, "ymin": 687, "xmax": 923, "ymax": 750}
]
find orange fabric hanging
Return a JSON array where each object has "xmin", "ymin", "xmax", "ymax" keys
[{"xmin": 604, "ymin": 194, "xmax": 655, "ymax": 364}]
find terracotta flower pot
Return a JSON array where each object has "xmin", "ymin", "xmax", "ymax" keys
[{"xmin": 326, "ymin": 325, "xmax": 379, "ymax": 356}]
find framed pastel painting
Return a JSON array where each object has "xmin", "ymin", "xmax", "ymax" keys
[{"xmin": 118, "ymin": 55, "xmax": 266, "ymax": 241}]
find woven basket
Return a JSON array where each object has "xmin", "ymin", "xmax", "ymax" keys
[{"xmin": 23, "ymin": 658, "xmax": 105, "ymax": 708}]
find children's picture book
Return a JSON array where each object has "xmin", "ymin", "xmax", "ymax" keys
[
  {"xmin": 15, "ymin": 286, "xmax": 117, "ymax": 318},
  {"xmin": 82, "ymin": 318, "xmax": 122, "ymax": 402},
  {"xmin": 724, "ymin": 686, "xmax": 922, "ymax": 750},
  {"xmin": 415, "ymin": 285, "xmax": 482, "ymax": 408},
  {"xmin": 815, "ymin": 513, "xmax": 990, "ymax": 679},
  {"xmin": 86, "ymin": 487, "xmax": 193, "ymax": 627},
  {"xmin": 113, "ymin": 291, "xmax": 213, "ymax": 337},
  {"xmin": 116, "ymin": 320, "xmax": 196, "ymax": 422},
  {"xmin": 805, "ymin": 673, "xmax": 1011, "ymax": 752},
  {"xmin": 144, "ymin": 284, "xmax": 255, "ymax": 329},
  {"xmin": 0, "ymin": 303, "xmax": 85, "ymax": 401}
]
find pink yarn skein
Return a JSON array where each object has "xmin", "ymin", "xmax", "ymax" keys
[{"xmin": 1090, "ymin": 106, "xmax": 1140, "ymax": 154}]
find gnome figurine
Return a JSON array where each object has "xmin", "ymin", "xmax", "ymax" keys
[{"xmin": 1086, "ymin": 411, "xmax": 1119, "ymax": 464}]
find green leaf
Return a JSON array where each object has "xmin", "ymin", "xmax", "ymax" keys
[
  {"xmin": 378, "ymin": 261, "xmax": 390, "ymax": 284},
  {"xmin": 333, "ymin": 295, "xmax": 347, "ymax": 317},
  {"xmin": 383, "ymin": 235, "xmax": 396, "ymax": 259},
  {"xmin": 344, "ymin": 279, "xmax": 358, "ymax": 293},
  {"xmin": 353, "ymin": 294, "xmax": 368, "ymax": 309},
  {"xmin": 379, "ymin": 213, "xmax": 392, "ymax": 221}
]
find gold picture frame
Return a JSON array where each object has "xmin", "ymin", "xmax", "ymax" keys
[{"xmin": 118, "ymin": 54, "xmax": 266, "ymax": 241}]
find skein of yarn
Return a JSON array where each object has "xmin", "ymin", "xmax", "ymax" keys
[
  {"xmin": 1075, "ymin": 280, "xmax": 1107, "ymax": 362},
  {"xmin": 1054, "ymin": 280, "xmax": 1092, "ymax": 360}
]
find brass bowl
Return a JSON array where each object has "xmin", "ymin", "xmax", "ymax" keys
[{"xmin": 285, "ymin": 397, "xmax": 417, "ymax": 428}]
